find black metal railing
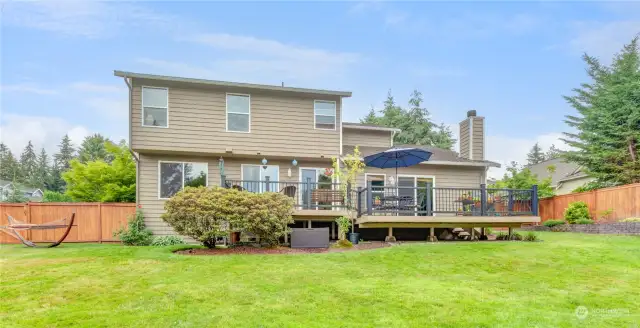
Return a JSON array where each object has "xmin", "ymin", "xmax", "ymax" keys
[
  {"xmin": 361, "ymin": 183, "xmax": 538, "ymax": 217},
  {"xmin": 222, "ymin": 176, "xmax": 356, "ymax": 211},
  {"xmin": 220, "ymin": 175, "xmax": 538, "ymax": 217}
]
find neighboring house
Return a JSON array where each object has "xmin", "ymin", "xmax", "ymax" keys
[
  {"xmin": 0, "ymin": 180, "xmax": 44, "ymax": 202},
  {"xmin": 527, "ymin": 158, "xmax": 594, "ymax": 195},
  {"xmin": 115, "ymin": 71, "xmax": 540, "ymax": 241}
]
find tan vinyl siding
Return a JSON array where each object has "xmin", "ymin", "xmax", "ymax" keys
[
  {"xmin": 138, "ymin": 153, "xmax": 332, "ymax": 237},
  {"xmin": 343, "ymin": 129, "xmax": 392, "ymax": 148},
  {"xmin": 471, "ymin": 117, "xmax": 484, "ymax": 160},
  {"xmin": 459, "ymin": 119, "xmax": 470, "ymax": 158},
  {"xmin": 131, "ymin": 79, "xmax": 341, "ymax": 158},
  {"xmin": 357, "ymin": 165, "xmax": 484, "ymax": 189}
]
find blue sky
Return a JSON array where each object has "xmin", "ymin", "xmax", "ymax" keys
[{"xmin": 1, "ymin": 1, "xmax": 639, "ymax": 177}]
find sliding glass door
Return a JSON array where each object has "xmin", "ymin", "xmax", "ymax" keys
[
  {"xmin": 242, "ymin": 165, "xmax": 279, "ymax": 192},
  {"xmin": 300, "ymin": 168, "xmax": 332, "ymax": 209},
  {"xmin": 397, "ymin": 176, "xmax": 434, "ymax": 215}
]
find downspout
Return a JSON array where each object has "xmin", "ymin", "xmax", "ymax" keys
[{"xmin": 122, "ymin": 76, "xmax": 139, "ymax": 205}]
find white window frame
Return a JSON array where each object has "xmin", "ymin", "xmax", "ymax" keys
[
  {"xmin": 141, "ymin": 86, "xmax": 169, "ymax": 128},
  {"xmin": 314, "ymin": 100, "xmax": 337, "ymax": 130},
  {"xmin": 396, "ymin": 174, "xmax": 437, "ymax": 216},
  {"xmin": 240, "ymin": 164, "xmax": 280, "ymax": 192},
  {"xmin": 158, "ymin": 160, "xmax": 209, "ymax": 200},
  {"xmin": 226, "ymin": 93, "xmax": 251, "ymax": 133}
]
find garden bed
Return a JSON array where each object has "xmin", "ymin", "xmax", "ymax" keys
[
  {"xmin": 176, "ymin": 241, "xmax": 391, "ymax": 255},
  {"xmin": 523, "ymin": 222, "xmax": 640, "ymax": 234}
]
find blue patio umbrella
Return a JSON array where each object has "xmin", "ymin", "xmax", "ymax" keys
[{"xmin": 363, "ymin": 147, "xmax": 432, "ymax": 182}]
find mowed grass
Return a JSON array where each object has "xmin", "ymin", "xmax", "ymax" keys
[{"xmin": 1, "ymin": 233, "xmax": 639, "ymax": 328}]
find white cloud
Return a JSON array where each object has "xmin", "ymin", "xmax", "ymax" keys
[
  {"xmin": 0, "ymin": 84, "xmax": 58, "ymax": 95},
  {"xmin": 0, "ymin": 114, "xmax": 90, "ymax": 156},
  {"xmin": 84, "ymin": 97, "xmax": 128, "ymax": 120},
  {"xmin": 568, "ymin": 21, "xmax": 640, "ymax": 60},
  {"xmin": 3, "ymin": 1, "xmax": 177, "ymax": 38},
  {"xmin": 486, "ymin": 132, "xmax": 570, "ymax": 179}
]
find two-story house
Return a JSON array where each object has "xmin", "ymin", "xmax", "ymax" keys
[{"xmin": 115, "ymin": 71, "xmax": 539, "ymax": 242}]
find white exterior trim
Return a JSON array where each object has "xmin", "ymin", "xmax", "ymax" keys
[
  {"xmin": 158, "ymin": 160, "xmax": 209, "ymax": 200},
  {"xmin": 313, "ymin": 100, "xmax": 337, "ymax": 131},
  {"xmin": 226, "ymin": 93, "xmax": 251, "ymax": 133},
  {"xmin": 141, "ymin": 86, "xmax": 169, "ymax": 128},
  {"xmin": 339, "ymin": 98, "xmax": 343, "ymax": 155},
  {"xmin": 240, "ymin": 164, "xmax": 280, "ymax": 181}
]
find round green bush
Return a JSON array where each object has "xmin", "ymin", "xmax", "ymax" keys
[
  {"xmin": 151, "ymin": 235, "xmax": 186, "ymax": 246},
  {"xmin": 564, "ymin": 201, "xmax": 591, "ymax": 224}
]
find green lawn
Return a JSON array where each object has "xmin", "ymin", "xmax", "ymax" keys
[{"xmin": 1, "ymin": 233, "xmax": 639, "ymax": 328}]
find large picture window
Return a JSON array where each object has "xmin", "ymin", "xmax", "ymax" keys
[
  {"xmin": 159, "ymin": 161, "xmax": 208, "ymax": 199},
  {"xmin": 314, "ymin": 100, "xmax": 336, "ymax": 130},
  {"xmin": 142, "ymin": 87, "xmax": 168, "ymax": 127},
  {"xmin": 226, "ymin": 94, "xmax": 250, "ymax": 132}
]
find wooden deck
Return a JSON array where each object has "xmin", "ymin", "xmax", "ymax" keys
[{"xmin": 357, "ymin": 215, "xmax": 540, "ymax": 228}]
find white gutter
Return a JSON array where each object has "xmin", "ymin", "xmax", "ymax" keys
[{"xmin": 121, "ymin": 76, "xmax": 139, "ymax": 205}]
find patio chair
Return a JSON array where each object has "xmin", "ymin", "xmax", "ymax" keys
[
  {"xmin": 231, "ymin": 185, "xmax": 245, "ymax": 191},
  {"xmin": 280, "ymin": 185, "xmax": 297, "ymax": 198}
]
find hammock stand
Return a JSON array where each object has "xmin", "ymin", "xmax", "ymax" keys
[{"xmin": 0, "ymin": 212, "xmax": 75, "ymax": 248}]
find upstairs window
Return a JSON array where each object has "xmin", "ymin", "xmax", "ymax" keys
[
  {"xmin": 159, "ymin": 161, "xmax": 208, "ymax": 199},
  {"xmin": 226, "ymin": 94, "xmax": 250, "ymax": 132},
  {"xmin": 142, "ymin": 87, "xmax": 168, "ymax": 127},
  {"xmin": 314, "ymin": 100, "xmax": 336, "ymax": 130}
]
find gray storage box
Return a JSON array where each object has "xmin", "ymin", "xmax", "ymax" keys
[{"xmin": 290, "ymin": 228, "xmax": 329, "ymax": 248}]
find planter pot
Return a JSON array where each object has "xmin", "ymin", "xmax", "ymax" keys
[{"xmin": 349, "ymin": 233, "xmax": 360, "ymax": 245}]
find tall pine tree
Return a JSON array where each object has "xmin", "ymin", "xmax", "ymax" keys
[
  {"xmin": 545, "ymin": 144, "xmax": 563, "ymax": 160},
  {"xmin": 78, "ymin": 134, "xmax": 113, "ymax": 163},
  {"xmin": 562, "ymin": 37, "xmax": 640, "ymax": 184},
  {"xmin": 54, "ymin": 134, "xmax": 76, "ymax": 170},
  {"xmin": 526, "ymin": 142, "xmax": 546, "ymax": 165},
  {"xmin": 35, "ymin": 148, "xmax": 49, "ymax": 189},
  {"xmin": 0, "ymin": 143, "xmax": 21, "ymax": 181},
  {"xmin": 19, "ymin": 141, "xmax": 38, "ymax": 186}
]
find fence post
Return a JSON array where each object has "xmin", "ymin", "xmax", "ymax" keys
[
  {"xmin": 366, "ymin": 181, "xmax": 373, "ymax": 215},
  {"xmin": 306, "ymin": 177, "xmax": 312, "ymax": 209},
  {"xmin": 265, "ymin": 176, "xmax": 270, "ymax": 192},
  {"xmin": 532, "ymin": 185, "xmax": 539, "ymax": 216},
  {"xmin": 98, "ymin": 202, "xmax": 103, "ymax": 243},
  {"xmin": 480, "ymin": 184, "xmax": 487, "ymax": 216}
]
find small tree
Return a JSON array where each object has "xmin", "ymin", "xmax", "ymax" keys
[
  {"xmin": 113, "ymin": 209, "xmax": 153, "ymax": 246},
  {"xmin": 564, "ymin": 201, "xmax": 591, "ymax": 224},
  {"xmin": 491, "ymin": 162, "xmax": 555, "ymax": 198},
  {"xmin": 332, "ymin": 146, "xmax": 366, "ymax": 231}
]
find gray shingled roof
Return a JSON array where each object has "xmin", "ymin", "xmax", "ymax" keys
[
  {"xmin": 526, "ymin": 158, "xmax": 587, "ymax": 185},
  {"xmin": 342, "ymin": 145, "xmax": 500, "ymax": 167}
]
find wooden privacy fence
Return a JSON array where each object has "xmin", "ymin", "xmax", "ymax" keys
[
  {"xmin": 0, "ymin": 203, "xmax": 136, "ymax": 244},
  {"xmin": 538, "ymin": 183, "xmax": 640, "ymax": 223}
]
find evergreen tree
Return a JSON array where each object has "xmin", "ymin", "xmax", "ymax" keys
[
  {"xmin": 359, "ymin": 89, "xmax": 456, "ymax": 150},
  {"xmin": 561, "ymin": 37, "xmax": 640, "ymax": 184},
  {"xmin": 78, "ymin": 134, "xmax": 113, "ymax": 163},
  {"xmin": 545, "ymin": 144, "xmax": 563, "ymax": 160},
  {"xmin": 0, "ymin": 143, "xmax": 21, "ymax": 181},
  {"xmin": 54, "ymin": 134, "xmax": 76, "ymax": 171},
  {"xmin": 526, "ymin": 142, "xmax": 546, "ymax": 165},
  {"xmin": 35, "ymin": 148, "xmax": 49, "ymax": 189},
  {"xmin": 19, "ymin": 141, "xmax": 38, "ymax": 185}
]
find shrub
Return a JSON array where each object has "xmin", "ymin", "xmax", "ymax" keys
[
  {"xmin": 335, "ymin": 216, "xmax": 351, "ymax": 241},
  {"xmin": 335, "ymin": 239, "xmax": 353, "ymax": 248},
  {"xmin": 242, "ymin": 192, "xmax": 294, "ymax": 247},
  {"xmin": 113, "ymin": 209, "xmax": 153, "ymax": 246},
  {"xmin": 42, "ymin": 191, "xmax": 74, "ymax": 202},
  {"xmin": 575, "ymin": 218, "xmax": 594, "ymax": 225},
  {"xmin": 495, "ymin": 232, "xmax": 508, "ymax": 240},
  {"xmin": 496, "ymin": 231, "xmax": 522, "ymax": 241},
  {"xmin": 484, "ymin": 227, "xmax": 493, "ymax": 235},
  {"xmin": 543, "ymin": 219, "xmax": 566, "ymax": 228},
  {"xmin": 523, "ymin": 232, "xmax": 538, "ymax": 241},
  {"xmin": 510, "ymin": 231, "xmax": 523, "ymax": 241},
  {"xmin": 620, "ymin": 217, "xmax": 640, "ymax": 223},
  {"xmin": 162, "ymin": 186, "xmax": 293, "ymax": 248},
  {"xmin": 564, "ymin": 201, "xmax": 591, "ymax": 224},
  {"xmin": 151, "ymin": 235, "xmax": 186, "ymax": 246}
]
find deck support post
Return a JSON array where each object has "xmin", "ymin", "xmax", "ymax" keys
[
  {"xmin": 471, "ymin": 227, "xmax": 476, "ymax": 241},
  {"xmin": 428, "ymin": 227, "xmax": 437, "ymax": 242},
  {"xmin": 481, "ymin": 227, "xmax": 485, "ymax": 238},
  {"xmin": 331, "ymin": 222, "xmax": 336, "ymax": 240},
  {"xmin": 508, "ymin": 227, "xmax": 513, "ymax": 238},
  {"xmin": 308, "ymin": 220, "xmax": 312, "ymax": 228},
  {"xmin": 385, "ymin": 227, "xmax": 396, "ymax": 242}
]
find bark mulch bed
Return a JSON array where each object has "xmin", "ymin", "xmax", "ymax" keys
[{"xmin": 176, "ymin": 241, "xmax": 391, "ymax": 256}]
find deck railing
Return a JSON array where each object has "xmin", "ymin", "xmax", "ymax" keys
[
  {"xmin": 222, "ymin": 177, "xmax": 356, "ymax": 211},
  {"xmin": 221, "ymin": 176, "xmax": 538, "ymax": 217}
]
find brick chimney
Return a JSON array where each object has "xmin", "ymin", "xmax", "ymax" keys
[{"xmin": 459, "ymin": 110, "xmax": 485, "ymax": 160}]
